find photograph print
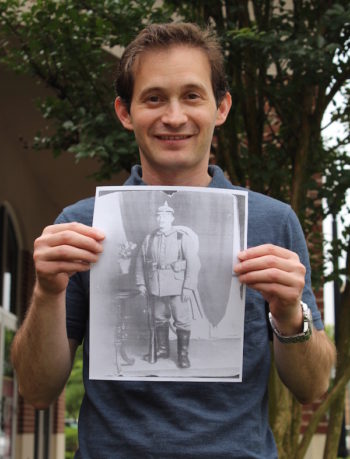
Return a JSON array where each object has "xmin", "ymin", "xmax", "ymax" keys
[{"xmin": 90, "ymin": 186, "xmax": 248, "ymax": 382}]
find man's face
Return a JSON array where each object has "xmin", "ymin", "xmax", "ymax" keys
[
  {"xmin": 157, "ymin": 212, "xmax": 174, "ymax": 231},
  {"xmin": 115, "ymin": 45, "xmax": 231, "ymax": 182}
]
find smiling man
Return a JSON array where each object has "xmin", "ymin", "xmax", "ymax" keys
[
  {"xmin": 11, "ymin": 22, "xmax": 335, "ymax": 459},
  {"xmin": 115, "ymin": 43, "xmax": 230, "ymax": 186}
]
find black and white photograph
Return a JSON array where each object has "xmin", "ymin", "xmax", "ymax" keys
[{"xmin": 90, "ymin": 186, "xmax": 248, "ymax": 382}]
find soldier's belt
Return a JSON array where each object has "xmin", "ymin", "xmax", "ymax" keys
[
  {"xmin": 158, "ymin": 264, "xmax": 172, "ymax": 270},
  {"xmin": 145, "ymin": 261, "xmax": 171, "ymax": 270},
  {"xmin": 146, "ymin": 260, "xmax": 186, "ymax": 271}
]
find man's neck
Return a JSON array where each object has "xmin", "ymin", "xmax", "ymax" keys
[
  {"xmin": 141, "ymin": 164, "xmax": 212, "ymax": 187},
  {"xmin": 158, "ymin": 225, "xmax": 173, "ymax": 234}
]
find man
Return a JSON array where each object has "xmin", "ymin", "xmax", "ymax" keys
[
  {"xmin": 12, "ymin": 22, "xmax": 335, "ymax": 458},
  {"xmin": 136, "ymin": 201, "xmax": 201, "ymax": 368}
]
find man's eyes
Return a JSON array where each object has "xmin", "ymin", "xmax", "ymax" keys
[
  {"xmin": 146, "ymin": 95, "xmax": 161, "ymax": 103},
  {"xmin": 186, "ymin": 92, "xmax": 201, "ymax": 100},
  {"xmin": 144, "ymin": 92, "xmax": 202, "ymax": 104}
]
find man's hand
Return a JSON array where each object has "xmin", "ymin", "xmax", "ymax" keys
[
  {"xmin": 182, "ymin": 288, "xmax": 192, "ymax": 303},
  {"xmin": 33, "ymin": 222, "xmax": 105, "ymax": 296},
  {"xmin": 138, "ymin": 285, "xmax": 148, "ymax": 296},
  {"xmin": 234, "ymin": 244, "xmax": 306, "ymax": 335}
]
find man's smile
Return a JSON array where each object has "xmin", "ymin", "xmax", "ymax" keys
[{"xmin": 155, "ymin": 134, "xmax": 193, "ymax": 140}]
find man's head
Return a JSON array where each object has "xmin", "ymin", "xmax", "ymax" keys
[
  {"xmin": 156, "ymin": 201, "xmax": 175, "ymax": 230},
  {"xmin": 115, "ymin": 22, "xmax": 228, "ymax": 111},
  {"xmin": 114, "ymin": 22, "xmax": 232, "ymax": 186}
]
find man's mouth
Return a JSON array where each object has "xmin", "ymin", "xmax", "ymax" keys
[{"xmin": 155, "ymin": 135, "xmax": 192, "ymax": 140}]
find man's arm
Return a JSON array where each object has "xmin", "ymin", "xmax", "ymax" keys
[
  {"xmin": 234, "ymin": 244, "xmax": 336, "ymax": 404},
  {"xmin": 11, "ymin": 222, "xmax": 104, "ymax": 408},
  {"xmin": 180, "ymin": 230, "xmax": 201, "ymax": 301},
  {"xmin": 135, "ymin": 237, "xmax": 147, "ymax": 295}
]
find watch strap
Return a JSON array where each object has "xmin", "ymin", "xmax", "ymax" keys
[{"xmin": 269, "ymin": 301, "xmax": 312, "ymax": 344}]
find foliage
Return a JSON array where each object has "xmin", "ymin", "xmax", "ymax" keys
[
  {"xmin": 65, "ymin": 345, "xmax": 84, "ymax": 421},
  {"xmin": 1, "ymin": 1, "xmax": 350, "ymax": 457},
  {"xmin": 325, "ymin": 324, "xmax": 335, "ymax": 343},
  {"xmin": 65, "ymin": 425, "xmax": 78, "ymax": 458},
  {"xmin": 0, "ymin": 0, "xmax": 173, "ymax": 179},
  {"xmin": 166, "ymin": 0, "xmax": 350, "ymax": 253},
  {"xmin": 64, "ymin": 345, "xmax": 83, "ymax": 455},
  {"xmin": 4, "ymin": 329, "xmax": 15, "ymax": 377}
]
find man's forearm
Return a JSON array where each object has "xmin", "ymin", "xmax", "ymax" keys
[
  {"xmin": 235, "ymin": 244, "xmax": 336, "ymax": 403},
  {"xmin": 273, "ymin": 329, "xmax": 336, "ymax": 404},
  {"xmin": 11, "ymin": 284, "xmax": 74, "ymax": 409},
  {"xmin": 12, "ymin": 222, "xmax": 104, "ymax": 408}
]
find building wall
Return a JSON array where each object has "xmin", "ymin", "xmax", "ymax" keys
[{"xmin": 0, "ymin": 63, "xmax": 126, "ymax": 251}]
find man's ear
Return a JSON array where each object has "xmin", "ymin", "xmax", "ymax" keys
[
  {"xmin": 215, "ymin": 92, "xmax": 232, "ymax": 127},
  {"xmin": 114, "ymin": 97, "xmax": 134, "ymax": 131}
]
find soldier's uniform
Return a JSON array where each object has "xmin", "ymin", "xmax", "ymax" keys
[{"xmin": 136, "ymin": 202, "xmax": 200, "ymax": 368}]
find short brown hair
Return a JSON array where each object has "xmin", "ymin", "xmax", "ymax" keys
[{"xmin": 115, "ymin": 22, "xmax": 228, "ymax": 110}]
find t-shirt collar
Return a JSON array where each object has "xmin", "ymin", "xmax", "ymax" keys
[{"xmin": 124, "ymin": 164, "xmax": 227, "ymax": 187}]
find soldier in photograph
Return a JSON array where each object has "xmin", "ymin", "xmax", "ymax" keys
[{"xmin": 136, "ymin": 201, "xmax": 201, "ymax": 368}]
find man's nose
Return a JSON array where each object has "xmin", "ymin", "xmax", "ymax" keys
[{"xmin": 161, "ymin": 100, "xmax": 187, "ymax": 127}]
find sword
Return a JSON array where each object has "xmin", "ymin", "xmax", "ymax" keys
[{"xmin": 145, "ymin": 293, "xmax": 157, "ymax": 364}]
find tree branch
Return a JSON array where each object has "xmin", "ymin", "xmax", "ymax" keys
[{"xmin": 296, "ymin": 363, "xmax": 350, "ymax": 459}]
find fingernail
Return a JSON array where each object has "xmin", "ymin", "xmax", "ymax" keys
[{"xmin": 95, "ymin": 230, "xmax": 105, "ymax": 239}]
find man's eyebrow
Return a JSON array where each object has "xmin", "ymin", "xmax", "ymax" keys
[
  {"xmin": 138, "ymin": 86, "xmax": 163, "ymax": 97},
  {"xmin": 182, "ymin": 83, "xmax": 208, "ymax": 92},
  {"xmin": 138, "ymin": 83, "xmax": 208, "ymax": 98}
]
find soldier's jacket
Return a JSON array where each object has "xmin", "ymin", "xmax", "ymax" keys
[{"xmin": 136, "ymin": 227, "xmax": 200, "ymax": 297}]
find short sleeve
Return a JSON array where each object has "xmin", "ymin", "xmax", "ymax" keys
[{"xmin": 284, "ymin": 209, "xmax": 323, "ymax": 331}]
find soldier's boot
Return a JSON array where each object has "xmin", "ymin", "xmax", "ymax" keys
[
  {"xmin": 177, "ymin": 329, "xmax": 191, "ymax": 369},
  {"xmin": 156, "ymin": 324, "xmax": 170, "ymax": 359}
]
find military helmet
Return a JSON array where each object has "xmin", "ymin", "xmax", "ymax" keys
[{"xmin": 157, "ymin": 201, "xmax": 174, "ymax": 214}]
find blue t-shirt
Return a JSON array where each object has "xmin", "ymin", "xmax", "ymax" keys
[{"xmin": 56, "ymin": 165, "xmax": 323, "ymax": 459}]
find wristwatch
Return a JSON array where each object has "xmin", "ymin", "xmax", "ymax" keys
[{"xmin": 268, "ymin": 301, "xmax": 313, "ymax": 344}]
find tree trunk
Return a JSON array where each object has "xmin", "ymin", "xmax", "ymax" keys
[
  {"xmin": 323, "ymin": 389, "xmax": 346, "ymax": 459},
  {"xmin": 295, "ymin": 365, "xmax": 350, "ymax": 459},
  {"xmin": 289, "ymin": 91, "xmax": 314, "ymax": 215},
  {"xmin": 269, "ymin": 346, "xmax": 302, "ymax": 458},
  {"xmin": 296, "ymin": 247, "xmax": 350, "ymax": 458},
  {"xmin": 324, "ymin": 254, "xmax": 350, "ymax": 458}
]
